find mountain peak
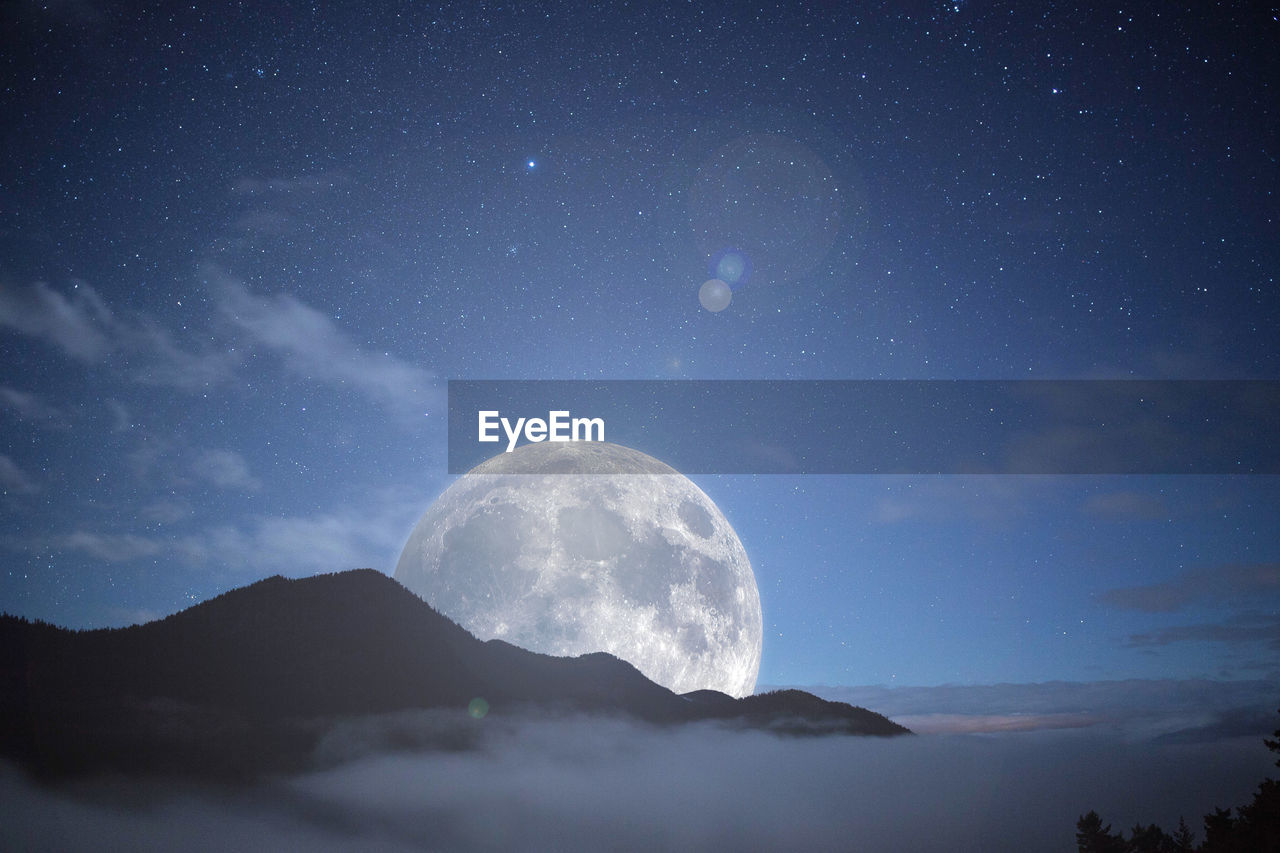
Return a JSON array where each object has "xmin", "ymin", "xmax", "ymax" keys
[{"xmin": 1, "ymin": 568, "xmax": 908, "ymax": 780}]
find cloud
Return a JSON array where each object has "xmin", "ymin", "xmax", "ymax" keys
[
  {"xmin": 57, "ymin": 531, "xmax": 164, "ymax": 562},
  {"xmin": 12, "ymin": 486, "xmax": 427, "ymax": 578},
  {"xmin": 179, "ymin": 518, "xmax": 379, "ymax": 575},
  {"xmin": 230, "ymin": 173, "xmax": 349, "ymax": 197},
  {"xmin": 1095, "ymin": 565, "xmax": 1280, "ymax": 671},
  {"xmin": 211, "ymin": 272, "xmax": 438, "ymax": 417},
  {"xmin": 0, "ymin": 454, "xmax": 39, "ymax": 495},
  {"xmin": 2, "ymin": 714, "xmax": 1276, "ymax": 852},
  {"xmin": 868, "ymin": 476, "xmax": 1050, "ymax": 524},
  {"xmin": 138, "ymin": 500, "xmax": 192, "ymax": 524},
  {"xmin": 191, "ymin": 450, "xmax": 260, "ymax": 491},
  {"xmin": 0, "ymin": 280, "xmax": 113, "ymax": 361},
  {"xmin": 0, "ymin": 274, "xmax": 439, "ymax": 416},
  {"xmin": 995, "ymin": 381, "xmax": 1279, "ymax": 475},
  {"xmin": 1100, "ymin": 563, "xmax": 1280, "ymax": 613},
  {"xmin": 107, "ymin": 399, "xmax": 133, "ymax": 432},
  {"xmin": 1151, "ymin": 704, "xmax": 1280, "ymax": 745},
  {"xmin": 175, "ymin": 487, "xmax": 427, "ymax": 576},
  {"xmin": 890, "ymin": 713, "xmax": 1100, "ymax": 734},
  {"xmin": 793, "ymin": 679, "xmax": 1280, "ymax": 739},
  {"xmin": 227, "ymin": 172, "xmax": 353, "ymax": 237},
  {"xmin": 1125, "ymin": 611, "xmax": 1280, "ymax": 651},
  {"xmin": 229, "ymin": 208, "xmax": 294, "ymax": 235},
  {"xmin": 122, "ymin": 320, "xmax": 241, "ymax": 389},
  {"xmin": 0, "ymin": 281, "xmax": 238, "ymax": 388},
  {"xmin": 0, "ymin": 386, "xmax": 69, "ymax": 426},
  {"xmin": 1081, "ymin": 490, "xmax": 1168, "ymax": 520}
]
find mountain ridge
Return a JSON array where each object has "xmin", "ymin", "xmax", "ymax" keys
[{"xmin": 0, "ymin": 568, "xmax": 909, "ymax": 779}]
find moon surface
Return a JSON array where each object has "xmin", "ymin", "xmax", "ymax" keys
[{"xmin": 394, "ymin": 441, "xmax": 762, "ymax": 697}]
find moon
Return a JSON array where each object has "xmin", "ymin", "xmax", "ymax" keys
[{"xmin": 394, "ymin": 441, "xmax": 762, "ymax": 697}]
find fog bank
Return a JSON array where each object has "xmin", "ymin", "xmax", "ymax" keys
[{"xmin": 3, "ymin": 712, "xmax": 1274, "ymax": 852}]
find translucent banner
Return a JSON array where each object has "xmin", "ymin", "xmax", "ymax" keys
[{"xmin": 446, "ymin": 380, "xmax": 1280, "ymax": 475}]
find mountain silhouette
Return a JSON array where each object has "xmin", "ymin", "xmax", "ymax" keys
[{"xmin": 0, "ymin": 569, "xmax": 908, "ymax": 779}]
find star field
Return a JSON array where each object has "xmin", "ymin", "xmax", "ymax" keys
[{"xmin": 1, "ymin": 0, "xmax": 1277, "ymax": 689}]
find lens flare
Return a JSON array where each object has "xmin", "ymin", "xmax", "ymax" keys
[
  {"xmin": 710, "ymin": 248, "xmax": 751, "ymax": 287},
  {"xmin": 698, "ymin": 279, "xmax": 732, "ymax": 312}
]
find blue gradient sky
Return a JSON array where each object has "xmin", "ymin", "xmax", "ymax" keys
[{"xmin": 2, "ymin": 0, "xmax": 1276, "ymax": 695}]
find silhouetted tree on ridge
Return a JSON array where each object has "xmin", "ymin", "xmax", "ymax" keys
[
  {"xmin": 1075, "ymin": 810, "xmax": 1125, "ymax": 853},
  {"xmin": 1076, "ymin": 706, "xmax": 1280, "ymax": 852}
]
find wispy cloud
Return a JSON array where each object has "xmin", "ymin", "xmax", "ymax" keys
[
  {"xmin": 0, "ymin": 280, "xmax": 238, "ymax": 388},
  {"xmin": 138, "ymin": 499, "xmax": 191, "ymax": 524},
  {"xmin": 230, "ymin": 172, "xmax": 349, "ymax": 197},
  {"xmin": 1096, "ymin": 564, "xmax": 1280, "ymax": 671},
  {"xmin": 123, "ymin": 319, "xmax": 241, "ymax": 389},
  {"xmin": 1125, "ymin": 611, "xmax": 1280, "ymax": 651},
  {"xmin": 211, "ymin": 271, "xmax": 438, "ymax": 417},
  {"xmin": 868, "ymin": 476, "xmax": 1049, "ymax": 524},
  {"xmin": 179, "ymin": 519, "xmax": 378, "ymax": 575},
  {"xmin": 0, "ymin": 455, "xmax": 40, "ymax": 495},
  {"xmin": 191, "ymin": 449, "xmax": 261, "ymax": 491},
  {"xmin": 0, "ymin": 280, "xmax": 113, "ymax": 361},
  {"xmin": 797, "ymin": 678, "xmax": 1278, "ymax": 717},
  {"xmin": 58, "ymin": 531, "xmax": 164, "ymax": 562},
  {"xmin": 178, "ymin": 496, "xmax": 421, "ymax": 576},
  {"xmin": 227, "ymin": 172, "xmax": 352, "ymax": 236},
  {"xmin": 791, "ymin": 678, "xmax": 1279, "ymax": 739},
  {"xmin": 0, "ymin": 386, "xmax": 69, "ymax": 426},
  {"xmin": 1100, "ymin": 563, "xmax": 1280, "ymax": 613},
  {"xmin": 1, "ymin": 271, "xmax": 439, "ymax": 419},
  {"xmin": 1081, "ymin": 490, "xmax": 1168, "ymax": 520},
  {"xmin": 106, "ymin": 399, "xmax": 133, "ymax": 432},
  {"xmin": 891, "ymin": 712, "xmax": 1099, "ymax": 734},
  {"xmin": 11, "ymin": 488, "xmax": 421, "ymax": 576}
]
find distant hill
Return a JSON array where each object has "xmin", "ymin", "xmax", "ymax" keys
[{"xmin": 0, "ymin": 569, "xmax": 908, "ymax": 779}]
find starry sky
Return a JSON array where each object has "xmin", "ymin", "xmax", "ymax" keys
[{"xmin": 2, "ymin": 0, "xmax": 1277, "ymax": 693}]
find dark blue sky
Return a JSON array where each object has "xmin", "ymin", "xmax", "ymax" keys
[{"xmin": 1, "ymin": 1, "xmax": 1276, "ymax": 691}]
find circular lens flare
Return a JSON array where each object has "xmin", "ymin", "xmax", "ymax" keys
[
  {"xmin": 699, "ymin": 279, "xmax": 732, "ymax": 312},
  {"xmin": 710, "ymin": 248, "xmax": 751, "ymax": 287}
]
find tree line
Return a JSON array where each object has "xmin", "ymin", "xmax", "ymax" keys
[{"xmin": 1076, "ymin": 708, "xmax": 1280, "ymax": 852}]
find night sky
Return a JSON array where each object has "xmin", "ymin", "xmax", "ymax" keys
[{"xmin": 2, "ymin": 0, "xmax": 1277, "ymax": 698}]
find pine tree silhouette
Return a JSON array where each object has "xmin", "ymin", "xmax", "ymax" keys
[
  {"xmin": 1077, "ymin": 706, "xmax": 1280, "ymax": 853},
  {"xmin": 1076, "ymin": 810, "xmax": 1124, "ymax": 853}
]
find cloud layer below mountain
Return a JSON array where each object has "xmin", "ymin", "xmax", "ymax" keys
[{"xmin": 3, "ymin": 711, "xmax": 1274, "ymax": 852}]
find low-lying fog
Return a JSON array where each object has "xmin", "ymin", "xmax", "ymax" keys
[{"xmin": 3, "ymin": 707, "xmax": 1274, "ymax": 852}]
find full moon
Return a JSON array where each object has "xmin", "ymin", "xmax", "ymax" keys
[{"xmin": 395, "ymin": 442, "xmax": 762, "ymax": 696}]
